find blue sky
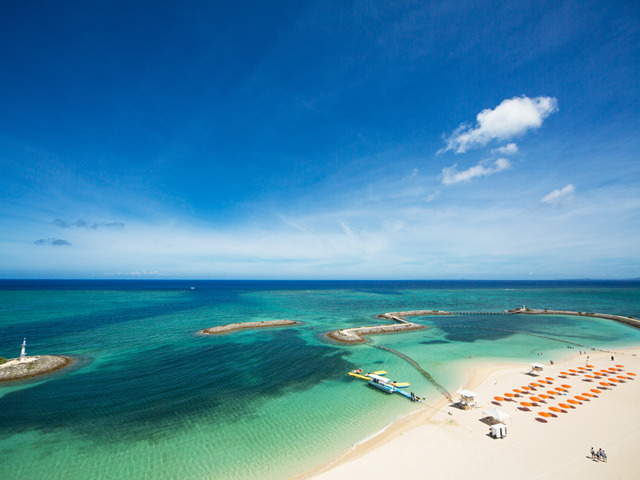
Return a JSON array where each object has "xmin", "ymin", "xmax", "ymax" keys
[{"xmin": 1, "ymin": 0, "xmax": 639, "ymax": 279}]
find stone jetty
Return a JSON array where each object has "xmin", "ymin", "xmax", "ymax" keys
[
  {"xmin": 326, "ymin": 310, "xmax": 449, "ymax": 343},
  {"xmin": 327, "ymin": 322, "xmax": 425, "ymax": 343},
  {"xmin": 0, "ymin": 355, "xmax": 73, "ymax": 382},
  {"xmin": 200, "ymin": 319, "xmax": 298, "ymax": 335}
]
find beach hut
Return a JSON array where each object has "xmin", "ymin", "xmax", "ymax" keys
[
  {"xmin": 483, "ymin": 407, "xmax": 511, "ymax": 425},
  {"xmin": 529, "ymin": 363, "xmax": 544, "ymax": 375},
  {"xmin": 457, "ymin": 389, "xmax": 477, "ymax": 410},
  {"xmin": 490, "ymin": 423, "xmax": 508, "ymax": 439}
]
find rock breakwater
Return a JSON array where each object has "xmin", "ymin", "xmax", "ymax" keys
[
  {"xmin": 0, "ymin": 355, "xmax": 73, "ymax": 382},
  {"xmin": 200, "ymin": 319, "xmax": 298, "ymax": 335}
]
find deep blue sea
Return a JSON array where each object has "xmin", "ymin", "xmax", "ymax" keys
[{"xmin": 1, "ymin": 280, "xmax": 639, "ymax": 479}]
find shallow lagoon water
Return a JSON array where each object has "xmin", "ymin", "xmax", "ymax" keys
[{"xmin": 1, "ymin": 280, "xmax": 640, "ymax": 479}]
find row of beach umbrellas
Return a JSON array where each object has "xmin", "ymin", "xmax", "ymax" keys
[{"xmin": 492, "ymin": 363, "xmax": 635, "ymax": 422}]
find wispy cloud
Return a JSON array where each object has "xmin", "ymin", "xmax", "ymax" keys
[
  {"xmin": 440, "ymin": 158, "xmax": 511, "ymax": 185},
  {"xmin": 440, "ymin": 96, "xmax": 558, "ymax": 153},
  {"xmin": 541, "ymin": 184, "xmax": 575, "ymax": 205},
  {"xmin": 53, "ymin": 219, "xmax": 124, "ymax": 230},
  {"xmin": 34, "ymin": 238, "xmax": 72, "ymax": 246},
  {"xmin": 491, "ymin": 143, "xmax": 519, "ymax": 155}
]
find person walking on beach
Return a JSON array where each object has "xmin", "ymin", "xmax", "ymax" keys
[{"xmin": 590, "ymin": 447, "xmax": 595, "ymax": 460}]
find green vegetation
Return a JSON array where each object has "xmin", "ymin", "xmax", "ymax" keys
[{"xmin": 0, "ymin": 357, "xmax": 7, "ymax": 365}]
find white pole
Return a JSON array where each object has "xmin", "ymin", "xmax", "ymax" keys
[{"xmin": 20, "ymin": 338, "xmax": 27, "ymax": 362}]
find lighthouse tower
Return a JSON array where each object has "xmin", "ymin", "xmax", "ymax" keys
[{"xmin": 20, "ymin": 338, "xmax": 27, "ymax": 362}]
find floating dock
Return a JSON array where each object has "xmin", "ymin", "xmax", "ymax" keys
[{"xmin": 348, "ymin": 369, "xmax": 419, "ymax": 401}]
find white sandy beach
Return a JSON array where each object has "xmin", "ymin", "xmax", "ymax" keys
[{"xmin": 307, "ymin": 347, "xmax": 640, "ymax": 479}]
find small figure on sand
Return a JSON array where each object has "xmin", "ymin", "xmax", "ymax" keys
[{"xmin": 592, "ymin": 448, "xmax": 608, "ymax": 462}]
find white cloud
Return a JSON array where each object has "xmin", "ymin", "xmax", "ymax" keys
[
  {"xmin": 541, "ymin": 184, "xmax": 575, "ymax": 205},
  {"xmin": 491, "ymin": 143, "xmax": 519, "ymax": 155},
  {"xmin": 441, "ymin": 96, "xmax": 558, "ymax": 153},
  {"xmin": 426, "ymin": 190, "xmax": 441, "ymax": 202},
  {"xmin": 440, "ymin": 158, "xmax": 511, "ymax": 185}
]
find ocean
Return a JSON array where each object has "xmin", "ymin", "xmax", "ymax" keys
[{"xmin": 1, "ymin": 280, "xmax": 639, "ymax": 479}]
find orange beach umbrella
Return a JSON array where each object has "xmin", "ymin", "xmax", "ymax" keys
[
  {"xmin": 575, "ymin": 395, "xmax": 588, "ymax": 401},
  {"xmin": 627, "ymin": 372, "xmax": 636, "ymax": 376},
  {"xmin": 585, "ymin": 364, "xmax": 595, "ymax": 368},
  {"xmin": 581, "ymin": 392, "xmax": 594, "ymax": 397},
  {"xmin": 539, "ymin": 411, "xmax": 552, "ymax": 418},
  {"xmin": 577, "ymin": 366, "xmax": 587, "ymax": 370},
  {"xmin": 539, "ymin": 394, "xmax": 550, "ymax": 399},
  {"xmin": 520, "ymin": 401, "xmax": 532, "ymax": 407},
  {"xmin": 545, "ymin": 376, "xmax": 555, "ymax": 381},
  {"xmin": 590, "ymin": 388, "xmax": 602, "ymax": 394},
  {"xmin": 559, "ymin": 371, "xmax": 569, "ymax": 376},
  {"xmin": 494, "ymin": 396, "xmax": 504, "ymax": 402},
  {"xmin": 567, "ymin": 399, "xmax": 580, "ymax": 405},
  {"xmin": 555, "ymin": 387, "xmax": 567, "ymax": 392},
  {"xmin": 529, "ymin": 396, "xmax": 542, "ymax": 402},
  {"xmin": 504, "ymin": 393, "xmax": 515, "ymax": 398},
  {"xmin": 569, "ymin": 369, "xmax": 579, "ymax": 373},
  {"xmin": 546, "ymin": 390, "xmax": 557, "ymax": 396},
  {"xmin": 615, "ymin": 364, "xmax": 624, "ymax": 368},
  {"xmin": 561, "ymin": 384, "xmax": 572, "ymax": 388},
  {"xmin": 558, "ymin": 403, "xmax": 571, "ymax": 409},
  {"xmin": 521, "ymin": 386, "xmax": 532, "ymax": 390},
  {"xmin": 549, "ymin": 406, "xmax": 563, "ymax": 413},
  {"xmin": 609, "ymin": 378, "xmax": 620, "ymax": 383},
  {"xmin": 513, "ymin": 388, "xmax": 524, "ymax": 393}
]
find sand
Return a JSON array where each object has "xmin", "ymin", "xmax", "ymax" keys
[{"xmin": 307, "ymin": 348, "xmax": 640, "ymax": 479}]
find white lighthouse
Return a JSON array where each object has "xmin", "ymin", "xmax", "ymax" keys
[{"xmin": 20, "ymin": 338, "xmax": 27, "ymax": 362}]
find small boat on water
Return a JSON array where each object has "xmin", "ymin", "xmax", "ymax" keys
[
  {"xmin": 348, "ymin": 369, "xmax": 420, "ymax": 401},
  {"xmin": 368, "ymin": 375, "xmax": 397, "ymax": 394}
]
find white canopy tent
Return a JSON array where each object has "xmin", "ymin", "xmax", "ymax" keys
[{"xmin": 483, "ymin": 407, "xmax": 511, "ymax": 424}]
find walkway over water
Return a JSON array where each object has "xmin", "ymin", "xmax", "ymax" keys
[
  {"xmin": 371, "ymin": 344, "xmax": 453, "ymax": 402},
  {"xmin": 449, "ymin": 311, "xmax": 512, "ymax": 315}
]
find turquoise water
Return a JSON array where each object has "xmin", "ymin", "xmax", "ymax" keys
[{"xmin": 1, "ymin": 280, "xmax": 640, "ymax": 479}]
